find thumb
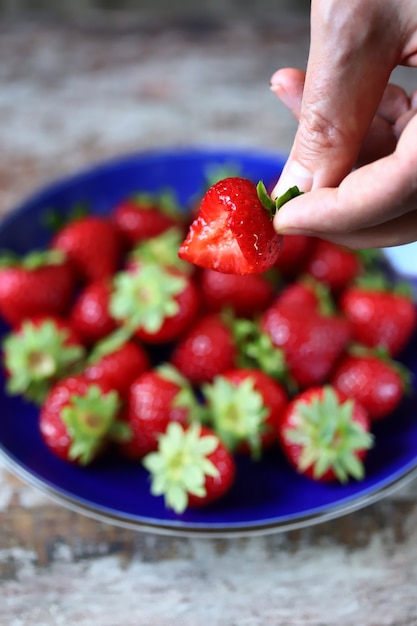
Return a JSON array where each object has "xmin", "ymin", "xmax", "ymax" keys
[{"xmin": 272, "ymin": 1, "xmax": 399, "ymax": 198}]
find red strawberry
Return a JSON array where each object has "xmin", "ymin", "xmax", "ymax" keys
[
  {"xmin": 330, "ymin": 346, "xmax": 409, "ymax": 420},
  {"xmin": 340, "ymin": 275, "xmax": 417, "ymax": 357},
  {"xmin": 143, "ymin": 422, "xmax": 235, "ymax": 513},
  {"xmin": 278, "ymin": 385, "xmax": 373, "ymax": 482},
  {"xmin": 200, "ymin": 268, "xmax": 276, "ymax": 317},
  {"xmin": 2, "ymin": 315, "xmax": 85, "ymax": 405},
  {"xmin": 304, "ymin": 239, "xmax": 362, "ymax": 292},
  {"xmin": 0, "ymin": 249, "xmax": 75, "ymax": 327},
  {"xmin": 109, "ymin": 262, "xmax": 200, "ymax": 344},
  {"xmin": 274, "ymin": 275, "xmax": 331, "ymax": 312},
  {"xmin": 70, "ymin": 279, "xmax": 116, "ymax": 345},
  {"xmin": 170, "ymin": 313, "xmax": 237, "ymax": 385},
  {"xmin": 51, "ymin": 215, "xmax": 123, "ymax": 283},
  {"xmin": 274, "ymin": 234, "xmax": 316, "ymax": 278},
  {"xmin": 202, "ymin": 368, "xmax": 288, "ymax": 457},
  {"xmin": 39, "ymin": 375, "xmax": 127, "ymax": 465},
  {"xmin": 179, "ymin": 178, "xmax": 301, "ymax": 275},
  {"xmin": 119, "ymin": 364, "xmax": 200, "ymax": 460},
  {"xmin": 261, "ymin": 300, "xmax": 352, "ymax": 389},
  {"xmin": 112, "ymin": 191, "xmax": 184, "ymax": 246},
  {"xmin": 84, "ymin": 331, "xmax": 150, "ymax": 396}
]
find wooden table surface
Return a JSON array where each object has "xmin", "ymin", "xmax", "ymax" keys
[{"xmin": 1, "ymin": 10, "xmax": 417, "ymax": 625}]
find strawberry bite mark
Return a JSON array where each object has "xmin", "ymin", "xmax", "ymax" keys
[{"xmin": 179, "ymin": 177, "xmax": 302, "ymax": 275}]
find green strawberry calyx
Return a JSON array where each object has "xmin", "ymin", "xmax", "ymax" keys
[
  {"xmin": 298, "ymin": 274, "xmax": 336, "ymax": 316},
  {"xmin": 130, "ymin": 188, "xmax": 183, "ymax": 220},
  {"xmin": 3, "ymin": 319, "xmax": 85, "ymax": 404},
  {"xmin": 87, "ymin": 327, "xmax": 134, "ymax": 364},
  {"xmin": 228, "ymin": 314, "xmax": 288, "ymax": 383},
  {"xmin": 109, "ymin": 262, "xmax": 187, "ymax": 335},
  {"xmin": 62, "ymin": 384, "xmax": 127, "ymax": 465},
  {"xmin": 129, "ymin": 227, "xmax": 192, "ymax": 274},
  {"xmin": 353, "ymin": 271, "xmax": 415, "ymax": 298},
  {"xmin": 142, "ymin": 422, "xmax": 220, "ymax": 514},
  {"xmin": 284, "ymin": 386, "xmax": 374, "ymax": 483},
  {"xmin": 256, "ymin": 181, "xmax": 303, "ymax": 219},
  {"xmin": 0, "ymin": 248, "xmax": 67, "ymax": 270},
  {"xmin": 202, "ymin": 374, "xmax": 269, "ymax": 459}
]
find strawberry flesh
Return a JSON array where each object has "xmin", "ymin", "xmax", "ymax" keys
[{"xmin": 179, "ymin": 177, "xmax": 282, "ymax": 275}]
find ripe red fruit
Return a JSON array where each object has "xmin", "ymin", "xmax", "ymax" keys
[
  {"xmin": 70, "ymin": 279, "xmax": 116, "ymax": 345},
  {"xmin": 274, "ymin": 275, "xmax": 331, "ymax": 312},
  {"xmin": 278, "ymin": 385, "xmax": 373, "ymax": 482},
  {"xmin": 170, "ymin": 313, "xmax": 237, "ymax": 385},
  {"xmin": 274, "ymin": 234, "xmax": 316, "ymax": 278},
  {"xmin": 330, "ymin": 347, "xmax": 408, "ymax": 420},
  {"xmin": 51, "ymin": 215, "xmax": 123, "ymax": 283},
  {"xmin": 202, "ymin": 368, "xmax": 288, "ymax": 457},
  {"xmin": 119, "ymin": 364, "xmax": 199, "ymax": 460},
  {"xmin": 261, "ymin": 300, "xmax": 352, "ymax": 389},
  {"xmin": 39, "ymin": 375, "xmax": 127, "ymax": 465},
  {"xmin": 0, "ymin": 250, "xmax": 75, "ymax": 327},
  {"xmin": 112, "ymin": 192, "xmax": 184, "ymax": 246},
  {"xmin": 200, "ymin": 268, "xmax": 275, "ymax": 317},
  {"xmin": 84, "ymin": 334, "xmax": 150, "ymax": 396},
  {"xmin": 304, "ymin": 239, "xmax": 362, "ymax": 292},
  {"xmin": 340, "ymin": 278, "xmax": 417, "ymax": 357},
  {"xmin": 179, "ymin": 178, "xmax": 300, "ymax": 275},
  {"xmin": 143, "ymin": 422, "xmax": 236, "ymax": 513},
  {"xmin": 110, "ymin": 262, "xmax": 200, "ymax": 344},
  {"xmin": 2, "ymin": 315, "xmax": 85, "ymax": 405}
]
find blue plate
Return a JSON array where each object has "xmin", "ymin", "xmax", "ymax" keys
[{"xmin": 1, "ymin": 146, "xmax": 417, "ymax": 537}]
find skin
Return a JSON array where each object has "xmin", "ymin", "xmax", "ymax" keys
[{"xmin": 270, "ymin": 0, "xmax": 417, "ymax": 249}]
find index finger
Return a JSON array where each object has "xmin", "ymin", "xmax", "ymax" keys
[{"xmin": 273, "ymin": 0, "xmax": 402, "ymax": 197}]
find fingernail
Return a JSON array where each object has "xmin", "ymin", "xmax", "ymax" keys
[
  {"xmin": 269, "ymin": 79, "xmax": 294, "ymax": 109},
  {"xmin": 271, "ymin": 160, "xmax": 314, "ymax": 199}
]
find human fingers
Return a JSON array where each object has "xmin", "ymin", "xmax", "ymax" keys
[
  {"xmin": 273, "ymin": 113, "xmax": 417, "ymax": 248},
  {"xmin": 271, "ymin": 69, "xmax": 402, "ymax": 166},
  {"xmin": 270, "ymin": 67, "xmax": 305, "ymax": 118},
  {"xmin": 356, "ymin": 84, "xmax": 410, "ymax": 165},
  {"xmin": 272, "ymin": 0, "xmax": 403, "ymax": 198},
  {"xmin": 303, "ymin": 209, "xmax": 417, "ymax": 249}
]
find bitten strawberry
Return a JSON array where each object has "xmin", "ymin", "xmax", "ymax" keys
[
  {"xmin": 0, "ymin": 249, "xmax": 75, "ymax": 327},
  {"xmin": 3, "ymin": 315, "xmax": 85, "ymax": 404},
  {"xmin": 119, "ymin": 364, "xmax": 201, "ymax": 460},
  {"xmin": 39, "ymin": 375, "xmax": 129, "ymax": 465},
  {"xmin": 261, "ymin": 299, "xmax": 351, "ymax": 389},
  {"xmin": 143, "ymin": 422, "xmax": 236, "ymax": 513},
  {"xmin": 278, "ymin": 385, "xmax": 373, "ymax": 482},
  {"xmin": 84, "ymin": 330, "xmax": 150, "ymax": 396},
  {"xmin": 179, "ymin": 178, "xmax": 301, "ymax": 275},
  {"xmin": 112, "ymin": 190, "xmax": 184, "ymax": 246},
  {"xmin": 51, "ymin": 215, "xmax": 123, "ymax": 283},
  {"xmin": 340, "ymin": 274, "xmax": 417, "ymax": 357},
  {"xmin": 330, "ymin": 346, "xmax": 409, "ymax": 420},
  {"xmin": 170, "ymin": 313, "xmax": 237, "ymax": 385},
  {"xmin": 200, "ymin": 268, "xmax": 276, "ymax": 317},
  {"xmin": 202, "ymin": 368, "xmax": 288, "ymax": 457},
  {"xmin": 109, "ymin": 262, "xmax": 200, "ymax": 344}
]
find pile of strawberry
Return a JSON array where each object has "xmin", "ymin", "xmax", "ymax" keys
[{"xmin": 1, "ymin": 175, "xmax": 416, "ymax": 516}]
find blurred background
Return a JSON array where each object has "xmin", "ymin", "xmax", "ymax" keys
[{"xmin": 0, "ymin": 0, "xmax": 310, "ymax": 218}]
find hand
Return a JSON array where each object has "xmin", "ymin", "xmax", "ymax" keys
[{"xmin": 270, "ymin": 0, "xmax": 417, "ymax": 249}]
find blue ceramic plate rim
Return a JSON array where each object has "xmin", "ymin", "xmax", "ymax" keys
[{"xmin": 0, "ymin": 145, "xmax": 416, "ymax": 537}]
